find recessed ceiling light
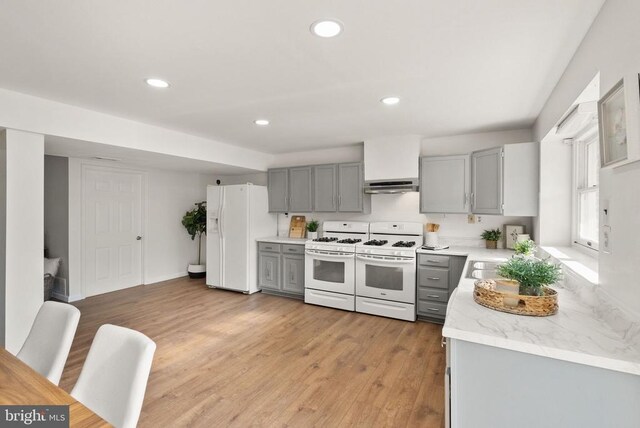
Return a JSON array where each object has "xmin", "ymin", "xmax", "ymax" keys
[
  {"xmin": 381, "ymin": 96, "xmax": 400, "ymax": 105},
  {"xmin": 145, "ymin": 78, "xmax": 170, "ymax": 88},
  {"xmin": 254, "ymin": 119, "xmax": 270, "ymax": 126},
  {"xmin": 310, "ymin": 19, "xmax": 343, "ymax": 38}
]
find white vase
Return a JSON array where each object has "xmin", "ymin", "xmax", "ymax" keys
[{"xmin": 307, "ymin": 231, "xmax": 318, "ymax": 240}]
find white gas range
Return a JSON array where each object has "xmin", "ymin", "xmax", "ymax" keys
[
  {"xmin": 304, "ymin": 221, "xmax": 370, "ymax": 311},
  {"xmin": 355, "ymin": 222, "xmax": 423, "ymax": 321}
]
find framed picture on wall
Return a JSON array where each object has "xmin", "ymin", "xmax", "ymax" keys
[{"xmin": 598, "ymin": 78, "xmax": 628, "ymax": 167}]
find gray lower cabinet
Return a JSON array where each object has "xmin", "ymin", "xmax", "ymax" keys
[
  {"xmin": 268, "ymin": 168, "xmax": 289, "ymax": 213},
  {"xmin": 337, "ymin": 162, "xmax": 363, "ymax": 212},
  {"xmin": 282, "ymin": 254, "xmax": 305, "ymax": 294},
  {"xmin": 420, "ymin": 155, "xmax": 470, "ymax": 213},
  {"xmin": 417, "ymin": 254, "xmax": 466, "ymax": 322},
  {"xmin": 258, "ymin": 243, "xmax": 305, "ymax": 298}
]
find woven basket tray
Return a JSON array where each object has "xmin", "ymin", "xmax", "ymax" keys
[{"xmin": 473, "ymin": 280, "xmax": 558, "ymax": 317}]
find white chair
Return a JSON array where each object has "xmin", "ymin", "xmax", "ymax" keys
[
  {"xmin": 71, "ymin": 324, "xmax": 156, "ymax": 428},
  {"xmin": 17, "ymin": 301, "xmax": 81, "ymax": 385}
]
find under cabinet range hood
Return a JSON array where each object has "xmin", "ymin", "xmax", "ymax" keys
[{"xmin": 363, "ymin": 136, "xmax": 421, "ymax": 194}]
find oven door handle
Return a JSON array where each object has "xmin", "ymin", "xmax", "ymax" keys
[
  {"xmin": 356, "ymin": 255, "xmax": 414, "ymax": 264},
  {"xmin": 305, "ymin": 250, "xmax": 353, "ymax": 259}
]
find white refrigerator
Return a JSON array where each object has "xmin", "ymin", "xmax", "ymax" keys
[{"xmin": 206, "ymin": 184, "xmax": 276, "ymax": 293}]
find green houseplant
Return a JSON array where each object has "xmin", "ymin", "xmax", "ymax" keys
[
  {"xmin": 513, "ymin": 239, "xmax": 536, "ymax": 256},
  {"xmin": 481, "ymin": 228, "xmax": 502, "ymax": 249},
  {"xmin": 182, "ymin": 201, "xmax": 207, "ymax": 278},
  {"xmin": 306, "ymin": 219, "xmax": 319, "ymax": 240},
  {"xmin": 497, "ymin": 256, "xmax": 562, "ymax": 296}
]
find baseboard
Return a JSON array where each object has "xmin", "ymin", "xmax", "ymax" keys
[
  {"xmin": 51, "ymin": 292, "xmax": 84, "ymax": 303},
  {"xmin": 144, "ymin": 271, "xmax": 188, "ymax": 285}
]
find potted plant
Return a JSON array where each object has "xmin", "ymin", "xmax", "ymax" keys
[
  {"xmin": 306, "ymin": 219, "xmax": 319, "ymax": 240},
  {"xmin": 182, "ymin": 201, "xmax": 207, "ymax": 279},
  {"xmin": 513, "ymin": 239, "xmax": 536, "ymax": 256},
  {"xmin": 496, "ymin": 256, "xmax": 562, "ymax": 296},
  {"xmin": 481, "ymin": 228, "xmax": 502, "ymax": 249}
]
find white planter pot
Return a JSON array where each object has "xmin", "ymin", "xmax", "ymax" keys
[
  {"xmin": 188, "ymin": 264, "xmax": 206, "ymax": 279},
  {"xmin": 307, "ymin": 231, "xmax": 318, "ymax": 240}
]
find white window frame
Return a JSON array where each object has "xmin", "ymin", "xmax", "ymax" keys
[{"xmin": 572, "ymin": 126, "xmax": 599, "ymax": 252}]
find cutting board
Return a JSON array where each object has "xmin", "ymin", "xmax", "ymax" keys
[{"xmin": 288, "ymin": 216, "xmax": 306, "ymax": 238}]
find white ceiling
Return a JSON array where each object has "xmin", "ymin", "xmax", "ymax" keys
[{"xmin": 0, "ymin": 1, "xmax": 604, "ymax": 154}]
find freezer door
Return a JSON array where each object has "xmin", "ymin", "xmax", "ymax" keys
[
  {"xmin": 206, "ymin": 186, "xmax": 222, "ymax": 288},
  {"xmin": 220, "ymin": 185, "xmax": 250, "ymax": 291}
]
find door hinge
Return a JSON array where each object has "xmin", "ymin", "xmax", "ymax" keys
[
  {"xmin": 501, "ymin": 203, "xmax": 505, "ymax": 211},
  {"xmin": 501, "ymin": 150, "xmax": 505, "ymax": 158}
]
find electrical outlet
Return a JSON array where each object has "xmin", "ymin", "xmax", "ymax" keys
[
  {"xmin": 602, "ymin": 225, "xmax": 612, "ymax": 253},
  {"xmin": 467, "ymin": 214, "xmax": 476, "ymax": 224},
  {"xmin": 477, "ymin": 216, "xmax": 482, "ymax": 223}
]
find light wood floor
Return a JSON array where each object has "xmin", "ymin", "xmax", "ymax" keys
[{"xmin": 59, "ymin": 277, "xmax": 445, "ymax": 427}]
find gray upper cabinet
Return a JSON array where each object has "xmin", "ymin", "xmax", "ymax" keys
[
  {"xmin": 471, "ymin": 147, "xmax": 503, "ymax": 214},
  {"xmin": 268, "ymin": 162, "xmax": 366, "ymax": 213},
  {"xmin": 313, "ymin": 164, "xmax": 338, "ymax": 212},
  {"xmin": 420, "ymin": 155, "xmax": 470, "ymax": 213},
  {"xmin": 288, "ymin": 166, "xmax": 313, "ymax": 212},
  {"xmin": 268, "ymin": 168, "xmax": 289, "ymax": 213},
  {"xmin": 337, "ymin": 162, "xmax": 363, "ymax": 212}
]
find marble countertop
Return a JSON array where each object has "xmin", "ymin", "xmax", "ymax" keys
[
  {"xmin": 256, "ymin": 236, "xmax": 308, "ymax": 245},
  {"xmin": 435, "ymin": 246, "xmax": 640, "ymax": 376}
]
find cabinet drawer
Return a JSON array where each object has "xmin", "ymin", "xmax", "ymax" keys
[
  {"xmin": 417, "ymin": 300, "xmax": 447, "ymax": 318},
  {"xmin": 418, "ymin": 267, "xmax": 449, "ymax": 289},
  {"xmin": 417, "ymin": 287, "xmax": 449, "ymax": 303},
  {"xmin": 282, "ymin": 244, "xmax": 304, "ymax": 255},
  {"xmin": 418, "ymin": 254, "xmax": 450, "ymax": 268},
  {"xmin": 258, "ymin": 242, "xmax": 281, "ymax": 253}
]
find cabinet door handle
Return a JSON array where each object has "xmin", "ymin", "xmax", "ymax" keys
[
  {"xmin": 427, "ymin": 307, "xmax": 439, "ymax": 312},
  {"xmin": 427, "ymin": 294, "xmax": 441, "ymax": 298},
  {"xmin": 288, "ymin": 248, "xmax": 297, "ymax": 252},
  {"xmin": 426, "ymin": 259, "xmax": 441, "ymax": 263},
  {"xmin": 338, "ymin": 195, "xmax": 342, "ymax": 207},
  {"xmin": 427, "ymin": 277, "xmax": 441, "ymax": 281}
]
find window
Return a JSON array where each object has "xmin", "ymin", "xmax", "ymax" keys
[{"xmin": 573, "ymin": 128, "xmax": 599, "ymax": 250}]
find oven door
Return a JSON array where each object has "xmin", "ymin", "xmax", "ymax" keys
[
  {"xmin": 356, "ymin": 254, "xmax": 416, "ymax": 304},
  {"xmin": 305, "ymin": 249, "xmax": 355, "ymax": 295}
]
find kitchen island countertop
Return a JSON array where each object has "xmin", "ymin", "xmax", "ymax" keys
[{"xmin": 420, "ymin": 246, "xmax": 640, "ymax": 376}]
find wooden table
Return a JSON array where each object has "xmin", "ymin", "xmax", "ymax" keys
[{"xmin": 0, "ymin": 348, "xmax": 111, "ymax": 427}]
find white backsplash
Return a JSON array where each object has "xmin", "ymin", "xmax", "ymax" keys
[{"xmin": 277, "ymin": 192, "xmax": 533, "ymax": 246}]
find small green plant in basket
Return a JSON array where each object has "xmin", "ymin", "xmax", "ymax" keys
[{"xmin": 497, "ymin": 256, "xmax": 562, "ymax": 296}]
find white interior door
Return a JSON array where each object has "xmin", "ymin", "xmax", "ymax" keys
[{"xmin": 82, "ymin": 166, "xmax": 143, "ymax": 297}]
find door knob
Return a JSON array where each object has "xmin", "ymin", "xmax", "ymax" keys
[{"xmin": 136, "ymin": 236, "xmax": 142, "ymax": 241}]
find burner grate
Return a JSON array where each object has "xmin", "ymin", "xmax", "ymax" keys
[
  {"xmin": 363, "ymin": 240, "xmax": 388, "ymax": 246},
  {"xmin": 392, "ymin": 241, "xmax": 416, "ymax": 248},
  {"xmin": 313, "ymin": 237, "xmax": 338, "ymax": 242},
  {"xmin": 337, "ymin": 238, "xmax": 362, "ymax": 244}
]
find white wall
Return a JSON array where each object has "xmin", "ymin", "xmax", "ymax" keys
[
  {"xmin": 277, "ymin": 193, "xmax": 532, "ymax": 247},
  {"xmin": 0, "ymin": 129, "xmax": 44, "ymax": 353},
  {"xmin": 145, "ymin": 169, "xmax": 214, "ymax": 284},
  {"xmin": 421, "ymin": 129, "xmax": 533, "ymax": 156},
  {"xmin": 44, "ymin": 156, "xmax": 69, "ymax": 290},
  {"xmin": 533, "ymin": 0, "xmax": 640, "ymax": 317},
  {"xmin": 66, "ymin": 158, "xmax": 215, "ymax": 299}
]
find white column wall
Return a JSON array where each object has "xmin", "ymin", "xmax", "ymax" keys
[{"xmin": 0, "ymin": 129, "xmax": 44, "ymax": 353}]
